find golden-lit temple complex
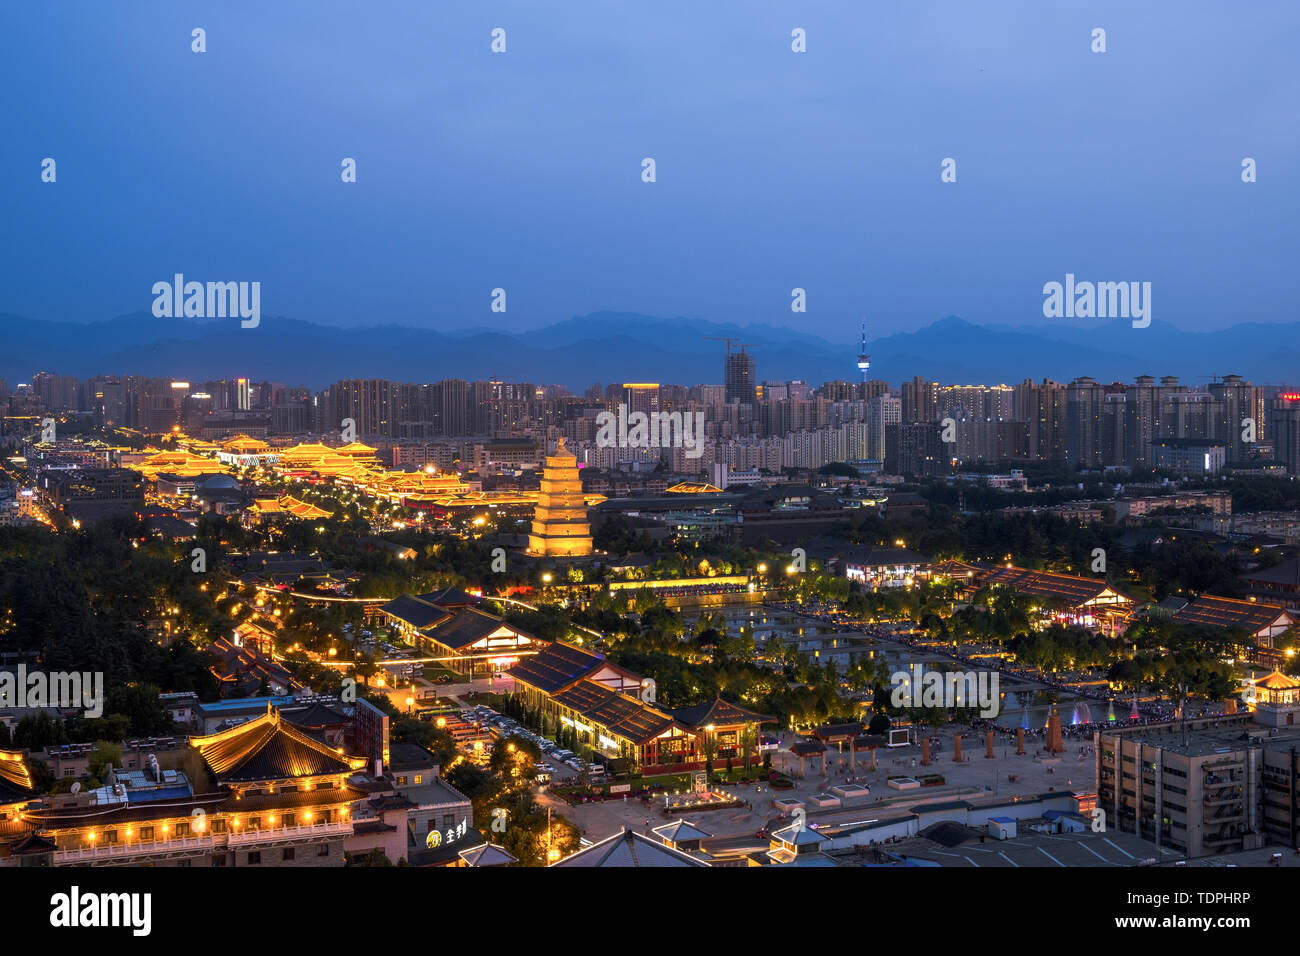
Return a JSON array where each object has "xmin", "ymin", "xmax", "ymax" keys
[
  {"xmin": 247, "ymin": 495, "xmax": 334, "ymax": 523},
  {"xmin": 274, "ymin": 441, "xmax": 383, "ymax": 480},
  {"xmin": 528, "ymin": 438, "xmax": 592, "ymax": 557},
  {"xmin": 134, "ymin": 447, "xmax": 222, "ymax": 480}
]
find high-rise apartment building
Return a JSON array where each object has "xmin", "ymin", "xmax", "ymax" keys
[{"xmin": 724, "ymin": 349, "xmax": 756, "ymax": 405}]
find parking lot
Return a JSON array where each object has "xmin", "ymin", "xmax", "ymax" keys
[{"xmin": 457, "ymin": 701, "xmax": 610, "ymax": 785}]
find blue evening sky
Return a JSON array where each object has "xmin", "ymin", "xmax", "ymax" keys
[{"xmin": 2, "ymin": 0, "xmax": 1296, "ymax": 337}]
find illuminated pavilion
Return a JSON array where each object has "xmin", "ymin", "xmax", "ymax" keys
[
  {"xmin": 1249, "ymin": 668, "xmax": 1300, "ymax": 728},
  {"xmin": 247, "ymin": 495, "xmax": 334, "ymax": 523},
  {"xmin": 274, "ymin": 442, "xmax": 382, "ymax": 480},
  {"xmin": 134, "ymin": 447, "xmax": 222, "ymax": 480}
]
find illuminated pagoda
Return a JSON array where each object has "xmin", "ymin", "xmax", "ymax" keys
[{"xmin": 528, "ymin": 438, "xmax": 592, "ymax": 557}]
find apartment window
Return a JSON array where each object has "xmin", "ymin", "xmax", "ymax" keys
[
  {"xmin": 317, "ymin": 844, "xmax": 330, "ymax": 857},
  {"xmin": 414, "ymin": 774, "xmax": 423, "ymax": 785},
  {"xmin": 247, "ymin": 851, "xmax": 261, "ymax": 865},
  {"xmin": 213, "ymin": 854, "xmax": 227, "ymax": 867},
  {"xmin": 140, "ymin": 826, "xmax": 154, "ymax": 841},
  {"xmin": 397, "ymin": 776, "xmax": 408, "ymax": 786},
  {"xmin": 176, "ymin": 822, "xmax": 191, "ymax": 838},
  {"xmin": 62, "ymin": 768, "xmax": 75, "ymax": 777},
  {"xmin": 248, "ymin": 817, "xmax": 261, "ymax": 830},
  {"xmin": 283, "ymin": 812, "xmax": 296, "ymax": 827},
  {"xmin": 103, "ymin": 829, "xmax": 118, "ymax": 844},
  {"xmin": 282, "ymin": 848, "xmax": 295, "ymax": 861},
  {"xmin": 442, "ymin": 814, "xmax": 455, "ymax": 829},
  {"xmin": 212, "ymin": 819, "xmax": 228, "ymax": 833}
]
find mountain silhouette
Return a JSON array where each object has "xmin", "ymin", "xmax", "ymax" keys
[{"xmin": 1, "ymin": 311, "xmax": 1294, "ymax": 390}]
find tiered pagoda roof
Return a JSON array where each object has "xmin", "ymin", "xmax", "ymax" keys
[{"xmin": 190, "ymin": 708, "xmax": 366, "ymax": 783}]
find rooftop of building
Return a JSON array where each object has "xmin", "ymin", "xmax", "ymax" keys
[{"xmin": 1099, "ymin": 717, "xmax": 1300, "ymax": 757}]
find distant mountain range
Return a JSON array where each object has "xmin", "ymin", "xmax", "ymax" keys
[{"xmin": 1, "ymin": 310, "xmax": 1297, "ymax": 390}]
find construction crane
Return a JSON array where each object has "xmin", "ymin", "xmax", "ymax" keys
[{"xmin": 704, "ymin": 336, "xmax": 759, "ymax": 355}]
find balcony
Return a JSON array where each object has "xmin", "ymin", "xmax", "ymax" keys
[
  {"xmin": 1204, "ymin": 791, "xmax": 1244, "ymax": 806},
  {"xmin": 226, "ymin": 820, "xmax": 351, "ymax": 847},
  {"xmin": 1203, "ymin": 775, "xmax": 1242, "ymax": 788},
  {"xmin": 1204, "ymin": 808, "xmax": 1244, "ymax": 824},
  {"xmin": 54, "ymin": 834, "xmax": 216, "ymax": 864}
]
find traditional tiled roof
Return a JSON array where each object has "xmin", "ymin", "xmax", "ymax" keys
[
  {"xmin": 248, "ymin": 495, "xmax": 333, "ymax": 519},
  {"xmin": 220, "ymin": 435, "xmax": 271, "ymax": 453},
  {"xmin": 190, "ymin": 709, "xmax": 365, "ymax": 783},
  {"xmin": 420, "ymin": 586, "xmax": 481, "ymax": 608},
  {"xmin": 550, "ymin": 680, "xmax": 680, "ymax": 745},
  {"xmin": 27, "ymin": 791, "xmax": 230, "ymax": 829},
  {"xmin": 1173, "ymin": 595, "xmax": 1296, "ymax": 635},
  {"xmin": 1255, "ymin": 669, "xmax": 1300, "ymax": 691},
  {"xmin": 283, "ymin": 702, "xmax": 349, "ymax": 729},
  {"xmin": 670, "ymin": 695, "xmax": 776, "ymax": 729},
  {"xmin": 459, "ymin": 842, "xmax": 518, "ymax": 867},
  {"xmin": 207, "ymin": 636, "xmax": 300, "ymax": 695},
  {"xmin": 653, "ymin": 820, "xmax": 712, "ymax": 843},
  {"xmin": 507, "ymin": 642, "xmax": 606, "ymax": 694},
  {"xmin": 9, "ymin": 831, "xmax": 57, "ymax": 855},
  {"xmin": 0, "ymin": 751, "xmax": 36, "ymax": 804},
  {"xmin": 665, "ymin": 481, "xmax": 724, "ymax": 494},
  {"xmin": 980, "ymin": 566, "xmax": 1132, "ymax": 607},
  {"xmin": 1244, "ymin": 558, "xmax": 1300, "ymax": 588},
  {"xmin": 381, "ymin": 594, "xmax": 453, "ymax": 632},
  {"xmin": 216, "ymin": 784, "xmax": 368, "ymax": 813},
  {"xmin": 790, "ymin": 740, "xmax": 828, "ymax": 756},
  {"xmin": 425, "ymin": 608, "xmax": 536, "ymax": 652},
  {"xmin": 550, "ymin": 827, "xmax": 709, "ymax": 867}
]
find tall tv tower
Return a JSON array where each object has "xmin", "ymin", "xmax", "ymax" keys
[{"xmin": 857, "ymin": 320, "xmax": 871, "ymax": 382}]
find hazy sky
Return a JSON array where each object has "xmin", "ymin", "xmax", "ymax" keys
[{"xmin": 2, "ymin": 0, "xmax": 1296, "ymax": 339}]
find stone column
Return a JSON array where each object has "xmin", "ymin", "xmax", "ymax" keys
[
  {"xmin": 1016, "ymin": 728, "xmax": 1025, "ymax": 755},
  {"xmin": 986, "ymin": 731, "xmax": 995, "ymax": 759},
  {"xmin": 921, "ymin": 737, "xmax": 931, "ymax": 766},
  {"xmin": 953, "ymin": 736, "xmax": 963, "ymax": 762}
]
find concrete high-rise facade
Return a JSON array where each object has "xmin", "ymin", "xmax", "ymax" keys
[
  {"xmin": 1013, "ymin": 378, "xmax": 1065, "ymax": 462},
  {"xmin": 724, "ymin": 350, "xmax": 756, "ymax": 405}
]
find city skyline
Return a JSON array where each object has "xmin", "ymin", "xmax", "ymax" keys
[{"xmin": 5, "ymin": 0, "xmax": 1300, "ymax": 900}]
